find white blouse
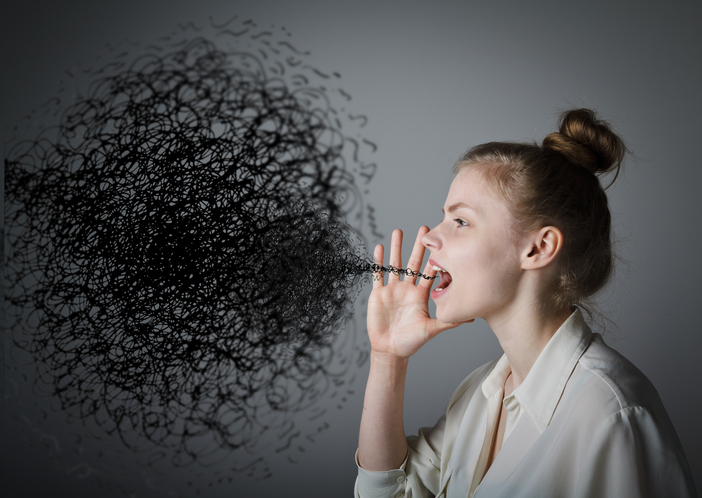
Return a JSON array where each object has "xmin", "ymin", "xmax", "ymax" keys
[{"xmin": 355, "ymin": 310, "xmax": 696, "ymax": 498}]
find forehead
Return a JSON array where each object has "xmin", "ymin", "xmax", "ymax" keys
[{"xmin": 445, "ymin": 167, "xmax": 509, "ymax": 215}]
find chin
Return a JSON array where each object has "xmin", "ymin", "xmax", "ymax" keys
[
  {"xmin": 435, "ymin": 306, "xmax": 460, "ymax": 324},
  {"xmin": 436, "ymin": 303, "xmax": 477, "ymax": 324}
]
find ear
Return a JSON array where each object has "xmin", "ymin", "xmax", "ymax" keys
[{"xmin": 521, "ymin": 226, "xmax": 563, "ymax": 270}]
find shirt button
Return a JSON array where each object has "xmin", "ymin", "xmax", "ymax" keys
[{"xmin": 395, "ymin": 475, "xmax": 406, "ymax": 484}]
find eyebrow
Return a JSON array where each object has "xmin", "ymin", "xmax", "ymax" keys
[{"xmin": 442, "ymin": 202, "xmax": 477, "ymax": 214}]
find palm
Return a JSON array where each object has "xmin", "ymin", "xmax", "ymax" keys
[{"xmin": 368, "ymin": 283, "xmax": 434, "ymax": 357}]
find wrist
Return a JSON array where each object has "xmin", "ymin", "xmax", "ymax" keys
[
  {"xmin": 368, "ymin": 350, "xmax": 409, "ymax": 389},
  {"xmin": 370, "ymin": 349, "xmax": 410, "ymax": 367}
]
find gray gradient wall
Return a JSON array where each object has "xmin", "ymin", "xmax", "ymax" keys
[{"xmin": 2, "ymin": 0, "xmax": 700, "ymax": 496}]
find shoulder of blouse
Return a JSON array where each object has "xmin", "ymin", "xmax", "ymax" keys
[{"xmin": 577, "ymin": 334, "xmax": 664, "ymax": 414}]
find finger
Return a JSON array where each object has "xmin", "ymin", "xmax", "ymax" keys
[
  {"xmin": 404, "ymin": 226, "xmax": 429, "ymax": 285},
  {"xmin": 388, "ymin": 229, "xmax": 403, "ymax": 283},
  {"xmin": 372, "ymin": 243, "xmax": 384, "ymax": 289},
  {"xmin": 418, "ymin": 259, "xmax": 437, "ymax": 290}
]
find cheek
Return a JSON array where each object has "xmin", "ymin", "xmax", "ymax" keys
[{"xmin": 467, "ymin": 241, "xmax": 521, "ymax": 290}]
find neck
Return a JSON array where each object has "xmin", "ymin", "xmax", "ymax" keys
[{"xmin": 487, "ymin": 303, "xmax": 572, "ymax": 387}]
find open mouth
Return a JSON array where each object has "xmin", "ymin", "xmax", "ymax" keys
[{"xmin": 432, "ymin": 264, "xmax": 452, "ymax": 293}]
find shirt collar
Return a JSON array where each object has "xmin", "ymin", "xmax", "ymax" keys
[
  {"xmin": 481, "ymin": 309, "xmax": 593, "ymax": 433},
  {"xmin": 481, "ymin": 354, "xmax": 511, "ymax": 399}
]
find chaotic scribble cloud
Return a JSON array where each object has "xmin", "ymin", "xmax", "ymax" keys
[{"xmin": 4, "ymin": 19, "xmax": 383, "ymax": 476}]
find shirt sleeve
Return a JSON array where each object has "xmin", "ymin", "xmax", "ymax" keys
[
  {"xmin": 354, "ymin": 414, "xmax": 447, "ymax": 498},
  {"xmin": 574, "ymin": 406, "xmax": 697, "ymax": 498}
]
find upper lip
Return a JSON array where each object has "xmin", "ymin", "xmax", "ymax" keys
[{"xmin": 428, "ymin": 258, "xmax": 447, "ymax": 273}]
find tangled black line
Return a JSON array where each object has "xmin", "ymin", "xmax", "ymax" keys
[
  {"xmin": 4, "ymin": 33, "xmax": 382, "ymax": 469},
  {"xmin": 366, "ymin": 264, "xmax": 437, "ymax": 280}
]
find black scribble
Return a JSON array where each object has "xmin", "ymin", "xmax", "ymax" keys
[
  {"xmin": 348, "ymin": 113, "xmax": 368, "ymax": 127},
  {"xmin": 41, "ymin": 96, "xmax": 61, "ymax": 109},
  {"xmin": 366, "ymin": 204, "xmax": 384, "ymax": 240},
  {"xmin": 271, "ymin": 60, "xmax": 285, "ymax": 75},
  {"xmin": 307, "ymin": 408, "xmax": 327, "ymax": 421},
  {"xmin": 363, "ymin": 263, "xmax": 436, "ymax": 280},
  {"xmin": 97, "ymin": 61, "xmax": 127, "ymax": 74},
  {"xmin": 209, "ymin": 15, "xmax": 239, "ymax": 30},
  {"xmin": 278, "ymin": 41, "xmax": 310, "ymax": 56},
  {"xmin": 360, "ymin": 162, "xmax": 378, "ymax": 183},
  {"xmin": 303, "ymin": 66, "xmax": 331, "ymax": 79},
  {"xmin": 347, "ymin": 137, "xmax": 361, "ymax": 163},
  {"xmin": 5, "ymin": 18, "xmax": 384, "ymax": 484},
  {"xmin": 169, "ymin": 38, "xmax": 190, "ymax": 49},
  {"xmin": 252, "ymin": 31, "xmax": 273, "ymax": 40},
  {"xmin": 178, "ymin": 22, "xmax": 202, "ymax": 32},
  {"xmin": 277, "ymin": 420, "xmax": 295, "ymax": 438},
  {"xmin": 2, "ymin": 25, "xmax": 406, "ymax": 498},
  {"xmin": 338, "ymin": 88, "xmax": 352, "ymax": 101},
  {"xmin": 292, "ymin": 74, "xmax": 309, "ymax": 86},
  {"xmin": 274, "ymin": 431, "xmax": 300, "ymax": 453},
  {"xmin": 216, "ymin": 28, "xmax": 250, "ymax": 39},
  {"xmin": 362, "ymin": 138, "xmax": 377, "ymax": 153},
  {"xmin": 286, "ymin": 56, "xmax": 303, "ymax": 68},
  {"xmin": 145, "ymin": 44, "xmax": 165, "ymax": 53}
]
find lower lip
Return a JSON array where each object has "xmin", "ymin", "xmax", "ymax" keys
[{"xmin": 431, "ymin": 285, "xmax": 448, "ymax": 299}]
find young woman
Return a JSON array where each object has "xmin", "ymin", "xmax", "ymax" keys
[{"xmin": 355, "ymin": 109, "xmax": 696, "ymax": 497}]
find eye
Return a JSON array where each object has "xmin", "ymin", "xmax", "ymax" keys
[{"xmin": 453, "ymin": 218, "xmax": 469, "ymax": 227}]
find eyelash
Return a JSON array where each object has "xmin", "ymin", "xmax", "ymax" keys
[{"xmin": 454, "ymin": 218, "xmax": 469, "ymax": 227}]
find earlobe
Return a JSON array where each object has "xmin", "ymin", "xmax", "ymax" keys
[{"xmin": 522, "ymin": 226, "xmax": 564, "ymax": 270}]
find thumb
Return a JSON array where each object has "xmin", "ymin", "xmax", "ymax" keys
[{"xmin": 425, "ymin": 318, "xmax": 473, "ymax": 341}]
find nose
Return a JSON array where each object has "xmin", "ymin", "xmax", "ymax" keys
[{"xmin": 422, "ymin": 225, "xmax": 441, "ymax": 250}]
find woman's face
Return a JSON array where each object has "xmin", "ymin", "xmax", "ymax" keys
[{"xmin": 422, "ymin": 166, "xmax": 531, "ymax": 324}]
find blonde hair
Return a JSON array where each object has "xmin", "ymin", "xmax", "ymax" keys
[{"xmin": 455, "ymin": 108, "xmax": 626, "ymax": 313}]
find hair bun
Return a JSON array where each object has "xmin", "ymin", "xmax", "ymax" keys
[{"xmin": 542, "ymin": 108, "xmax": 626, "ymax": 176}]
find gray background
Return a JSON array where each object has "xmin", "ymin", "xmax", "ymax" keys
[{"xmin": 2, "ymin": 0, "xmax": 700, "ymax": 496}]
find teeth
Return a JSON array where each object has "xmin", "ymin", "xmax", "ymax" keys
[
  {"xmin": 432, "ymin": 265, "xmax": 447, "ymax": 273},
  {"xmin": 435, "ymin": 287, "xmax": 444, "ymax": 291}
]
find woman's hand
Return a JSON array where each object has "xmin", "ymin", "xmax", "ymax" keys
[{"xmin": 367, "ymin": 226, "xmax": 467, "ymax": 359}]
